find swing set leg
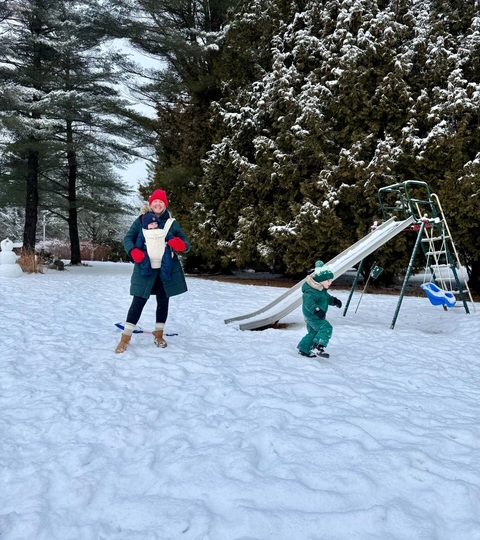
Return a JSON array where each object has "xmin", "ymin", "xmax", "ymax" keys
[{"xmin": 391, "ymin": 222, "xmax": 425, "ymax": 329}]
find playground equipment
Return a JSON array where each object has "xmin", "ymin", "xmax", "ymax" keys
[
  {"xmin": 376, "ymin": 180, "xmax": 473, "ymax": 327},
  {"xmin": 341, "ymin": 262, "xmax": 383, "ymax": 316},
  {"xmin": 224, "ymin": 216, "xmax": 415, "ymax": 330},
  {"xmin": 343, "ymin": 181, "xmax": 473, "ymax": 327},
  {"xmin": 420, "ymin": 282, "xmax": 456, "ymax": 309},
  {"xmin": 225, "ymin": 180, "xmax": 474, "ymax": 330}
]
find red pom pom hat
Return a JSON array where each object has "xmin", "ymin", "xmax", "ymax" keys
[{"xmin": 149, "ymin": 189, "xmax": 169, "ymax": 208}]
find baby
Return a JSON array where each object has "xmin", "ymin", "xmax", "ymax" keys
[
  {"xmin": 133, "ymin": 212, "xmax": 176, "ymax": 278},
  {"xmin": 142, "ymin": 213, "xmax": 159, "ymax": 229}
]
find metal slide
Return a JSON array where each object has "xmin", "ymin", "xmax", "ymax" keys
[{"xmin": 225, "ymin": 215, "xmax": 416, "ymax": 330}]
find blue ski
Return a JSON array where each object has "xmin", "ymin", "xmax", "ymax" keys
[{"xmin": 115, "ymin": 323, "xmax": 178, "ymax": 336}]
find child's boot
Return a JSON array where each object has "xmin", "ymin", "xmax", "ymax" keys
[
  {"xmin": 314, "ymin": 343, "xmax": 330, "ymax": 358},
  {"xmin": 298, "ymin": 348, "xmax": 316, "ymax": 358}
]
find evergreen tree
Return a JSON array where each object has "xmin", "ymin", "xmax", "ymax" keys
[
  {"xmin": 195, "ymin": 0, "xmax": 480, "ymax": 292},
  {"xmin": 38, "ymin": 0, "xmax": 138, "ymax": 263},
  {"xmin": 0, "ymin": 207, "xmax": 25, "ymax": 241},
  {"xmin": 424, "ymin": 1, "xmax": 480, "ymax": 289},
  {"xmin": 197, "ymin": 0, "xmax": 417, "ymax": 275},
  {"xmin": 106, "ymin": 0, "xmax": 240, "ymax": 235},
  {"xmin": 0, "ymin": 0, "xmax": 59, "ymax": 252},
  {"xmin": 1, "ymin": 0, "xmax": 139, "ymax": 261},
  {"xmin": 193, "ymin": 0, "xmax": 309, "ymax": 272}
]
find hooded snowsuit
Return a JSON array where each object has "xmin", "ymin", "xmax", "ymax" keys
[{"xmin": 297, "ymin": 276, "xmax": 340, "ymax": 355}]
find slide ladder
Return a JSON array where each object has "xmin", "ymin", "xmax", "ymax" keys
[{"xmin": 418, "ymin": 194, "xmax": 474, "ymax": 311}]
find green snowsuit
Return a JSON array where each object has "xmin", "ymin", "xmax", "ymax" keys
[{"xmin": 297, "ymin": 279, "xmax": 339, "ymax": 355}]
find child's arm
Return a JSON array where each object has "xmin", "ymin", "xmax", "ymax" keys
[
  {"xmin": 307, "ymin": 290, "xmax": 329, "ymax": 318},
  {"xmin": 327, "ymin": 292, "xmax": 342, "ymax": 308}
]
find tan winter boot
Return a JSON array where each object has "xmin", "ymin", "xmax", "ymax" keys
[
  {"xmin": 115, "ymin": 333, "xmax": 132, "ymax": 354},
  {"xmin": 153, "ymin": 329, "xmax": 167, "ymax": 348}
]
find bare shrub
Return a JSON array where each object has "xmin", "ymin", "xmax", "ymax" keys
[
  {"xmin": 36, "ymin": 239, "xmax": 128, "ymax": 262},
  {"xmin": 18, "ymin": 250, "xmax": 43, "ymax": 273}
]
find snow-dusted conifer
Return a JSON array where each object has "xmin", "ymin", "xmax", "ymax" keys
[
  {"xmin": 0, "ymin": 0, "xmax": 61, "ymax": 252},
  {"xmin": 195, "ymin": 0, "xmax": 480, "ymax": 288},
  {"xmin": 1, "ymin": 0, "xmax": 136, "ymax": 261},
  {"xmin": 106, "ymin": 0, "xmax": 237, "ymax": 239}
]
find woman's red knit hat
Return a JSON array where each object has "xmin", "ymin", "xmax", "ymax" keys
[{"xmin": 148, "ymin": 189, "xmax": 169, "ymax": 208}]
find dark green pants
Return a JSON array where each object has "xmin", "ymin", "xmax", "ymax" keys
[{"xmin": 297, "ymin": 317, "xmax": 332, "ymax": 354}]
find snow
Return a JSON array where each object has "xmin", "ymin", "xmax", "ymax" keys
[{"xmin": 1, "ymin": 261, "xmax": 480, "ymax": 540}]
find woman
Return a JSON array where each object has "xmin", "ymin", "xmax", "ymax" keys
[{"xmin": 115, "ymin": 189, "xmax": 190, "ymax": 353}]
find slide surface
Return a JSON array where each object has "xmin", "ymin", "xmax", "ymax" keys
[{"xmin": 225, "ymin": 216, "xmax": 416, "ymax": 330}]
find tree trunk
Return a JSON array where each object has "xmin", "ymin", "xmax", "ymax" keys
[
  {"xmin": 22, "ymin": 13, "xmax": 43, "ymax": 255},
  {"xmin": 22, "ymin": 149, "xmax": 39, "ymax": 253},
  {"xmin": 67, "ymin": 120, "xmax": 82, "ymax": 265},
  {"xmin": 68, "ymin": 206, "xmax": 81, "ymax": 265}
]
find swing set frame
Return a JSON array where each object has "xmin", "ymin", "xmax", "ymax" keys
[{"xmin": 343, "ymin": 180, "xmax": 474, "ymax": 329}]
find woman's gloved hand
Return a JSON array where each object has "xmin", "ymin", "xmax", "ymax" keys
[
  {"xmin": 167, "ymin": 237, "xmax": 187, "ymax": 253},
  {"xmin": 130, "ymin": 248, "xmax": 145, "ymax": 264}
]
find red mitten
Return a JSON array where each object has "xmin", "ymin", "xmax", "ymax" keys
[
  {"xmin": 130, "ymin": 248, "xmax": 145, "ymax": 264},
  {"xmin": 168, "ymin": 237, "xmax": 187, "ymax": 253}
]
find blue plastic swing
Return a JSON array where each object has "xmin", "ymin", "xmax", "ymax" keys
[{"xmin": 420, "ymin": 282, "xmax": 456, "ymax": 309}]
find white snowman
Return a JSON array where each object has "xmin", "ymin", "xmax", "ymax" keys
[{"xmin": 0, "ymin": 238, "xmax": 23, "ymax": 277}]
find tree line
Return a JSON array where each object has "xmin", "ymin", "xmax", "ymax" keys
[{"xmin": 1, "ymin": 0, "xmax": 479, "ymax": 293}]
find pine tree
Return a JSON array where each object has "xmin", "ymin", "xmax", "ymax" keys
[
  {"xmin": 105, "ymin": 0, "xmax": 239, "ymax": 236},
  {"xmin": 1, "ymin": 0, "xmax": 138, "ymax": 261},
  {"xmin": 38, "ymin": 0, "xmax": 138, "ymax": 263},
  {"xmin": 0, "ymin": 0, "xmax": 59, "ymax": 252}
]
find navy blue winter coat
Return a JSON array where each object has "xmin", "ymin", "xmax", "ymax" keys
[{"xmin": 123, "ymin": 210, "xmax": 191, "ymax": 299}]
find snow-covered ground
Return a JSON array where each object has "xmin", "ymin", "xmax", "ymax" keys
[{"xmin": 1, "ymin": 262, "xmax": 479, "ymax": 540}]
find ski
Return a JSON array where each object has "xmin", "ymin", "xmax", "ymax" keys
[{"xmin": 114, "ymin": 323, "xmax": 178, "ymax": 336}]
